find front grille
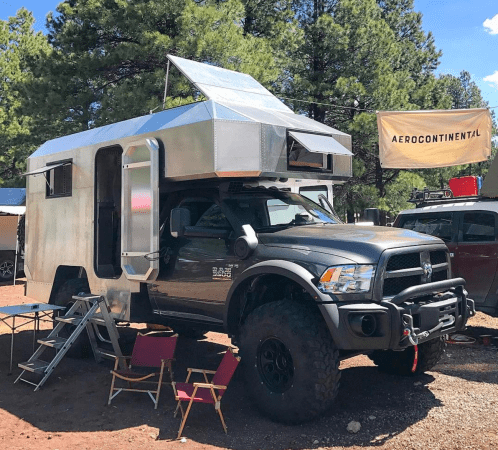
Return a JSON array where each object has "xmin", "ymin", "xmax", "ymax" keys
[
  {"xmin": 383, "ymin": 249, "xmax": 449, "ymax": 298},
  {"xmin": 430, "ymin": 250, "xmax": 447, "ymax": 265},
  {"xmin": 432, "ymin": 270, "xmax": 447, "ymax": 282},
  {"xmin": 383, "ymin": 275, "xmax": 421, "ymax": 297},
  {"xmin": 386, "ymin": 253, "xmax": 420, "ymax": 271}
]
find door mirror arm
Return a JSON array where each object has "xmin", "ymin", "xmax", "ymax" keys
[
  {"xmin": 234, "ymin": 224, "xmax": 259, "ymax": 259},
  {"xmin": 170, "ymin": 207, "xmax": 191, "ymax": 237}
]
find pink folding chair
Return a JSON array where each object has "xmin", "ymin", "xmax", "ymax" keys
[
  {"xmin": 172, "ymin": 348, "xmax": 240, "ymax": 438},
  {"xmin": 108, "ymin": 333, "xmax": 178, "ymax": 409}
]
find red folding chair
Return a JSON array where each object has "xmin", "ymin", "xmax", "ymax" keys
[
  {"xmin": 108, "ymin": 333, "xmax": 178, "ymax": 409},
  {"xmin": 172, "ymin": 348, "xmax": 240, "ymax": 438}
]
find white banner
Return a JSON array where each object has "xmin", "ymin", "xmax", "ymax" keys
[{"xmin": 377, "ymin": 108, "xmax": 492, "ymax": 169}]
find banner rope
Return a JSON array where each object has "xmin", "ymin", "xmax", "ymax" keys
[{"xmin": 277, "ymin": 96, "xmax": 374, "ymax": 112}]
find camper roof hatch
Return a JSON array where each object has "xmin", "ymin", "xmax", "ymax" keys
[{"xmin": 167, "ymin": 54, "xmax": 291, "ymax": 112}]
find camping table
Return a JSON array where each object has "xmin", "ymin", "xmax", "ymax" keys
[{"xmin": 0, "ymin": 303, "xmax": 66, "ymax": 375}]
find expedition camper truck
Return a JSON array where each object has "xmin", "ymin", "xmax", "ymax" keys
[{"xmin": 24, "ymin": 56, "xmax": 474, "ymax": 423}]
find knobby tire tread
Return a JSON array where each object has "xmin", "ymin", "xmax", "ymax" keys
[{"xmin": 240, "ymin": 300, "xmax": 341, "ymax": 424}]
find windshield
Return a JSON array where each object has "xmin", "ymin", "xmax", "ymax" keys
[{"xmin": 223, "ymin": 190, "xmax": 341, "ymax": 232}]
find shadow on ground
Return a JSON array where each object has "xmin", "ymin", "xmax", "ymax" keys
[
  {"xmin": 0, "ymin": 326, "xmax": 447, "ymax": 449},
  {"xmin": 433, "ymin": 326, "xmax": 498, "ymax": 384},
  {"xmin": 0, "ymin": 279, "xmax": 26, "ymax": 288}
]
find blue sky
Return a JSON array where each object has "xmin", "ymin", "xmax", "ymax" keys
[
  {"xmin": 2, "ymin": 0, "xmax": 498, "ymax": 109},
  {"xmin": 413, "ymin": 0, "xmax": 498, "ymax": 109}
]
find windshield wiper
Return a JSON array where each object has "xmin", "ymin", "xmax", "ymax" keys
[{"xmin": 255, "ymin": 224, "xmax": 294, "ymax": 232}]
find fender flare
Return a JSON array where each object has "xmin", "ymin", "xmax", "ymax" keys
[{"xmin": 223, "ymin": 260, "xmax": 332, "ymax": 333}]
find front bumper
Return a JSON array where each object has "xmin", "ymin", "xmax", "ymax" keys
[{"xmin": 318, "ymin": 277, "xmax": 475, "ymax": 351}]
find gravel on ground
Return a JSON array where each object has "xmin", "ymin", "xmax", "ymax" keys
[{"xmin": 0, "ymin": 280, "xmax": 497, "ymax": 450}]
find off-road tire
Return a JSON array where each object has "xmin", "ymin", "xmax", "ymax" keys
[
  {"xmin": 370, "ymin": 336, "xmax": 446, "ymax": 376},
  {"xmin": 0, "ymin": 253, "xmax": 16, "ymax": 282},
  {"xmin": 53, "ymin": 278, "xmax": 91, "ymax": 358},
  {"xmin": 239, "ymin": 300, "xmax": 340, "ymax": 424}
]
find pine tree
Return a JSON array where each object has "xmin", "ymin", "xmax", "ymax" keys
[
  {"xmin": 24, "ymin": 0, "xmax": 280, "ymax": 135},
  {"xmin": 0, "ymin": 9, "xmax": 51, "ymax": 186}
]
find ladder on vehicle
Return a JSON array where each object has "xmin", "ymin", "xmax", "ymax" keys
[{"xmin": 15, "ymin": 293, "xmax": 124, "ymax": 391}]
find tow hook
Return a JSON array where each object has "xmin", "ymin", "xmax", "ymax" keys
[
  {"xmin": 402, "ymin": 314, "xmax": 444, "ymax": 347},
  {"xmin": 402, "ymin": 314, "xmax": 422, "ymax": 346},
  {"xmin": 401, "ymin": 314, "xmax": 421, "ymax": 373}
]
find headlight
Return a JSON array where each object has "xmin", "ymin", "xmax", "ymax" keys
[{"xmin": 318, "ymin": 265, "xmax": 376, "ymax": 294}]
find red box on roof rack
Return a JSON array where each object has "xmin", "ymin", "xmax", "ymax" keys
[{"xmin": 448, "ymin": 176, "xmax": 479, "ymax": 197}]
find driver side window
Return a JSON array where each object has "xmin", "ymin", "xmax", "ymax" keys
[
  {"xmin": 267, "ymin": 199, "xmax": 308, "ymax": 225},
  {"xmin": 180, "ymin": 199, "xmax": 231, "ymax": 230}
]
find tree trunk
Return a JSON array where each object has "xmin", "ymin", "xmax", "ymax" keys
[
  {"xmin": 346, "ymin": 191, "xmax": 355, "ymax": 223},
  {"xmin": 375, "ymin": 158, "xmax": 385, "ymax": 197}
]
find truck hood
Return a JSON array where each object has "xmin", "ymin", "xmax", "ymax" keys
[{"xmin": 258, "ymin": 224, "xmax": 442, "ymax": 264}]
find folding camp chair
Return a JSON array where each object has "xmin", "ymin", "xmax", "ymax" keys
[
  {"xmin": 173, "ymin": 348, "xmax": 240, "ymax": 438},
  {"xmin": 108, "ymin": 333, "xmax": 178, "ymax": 409}
]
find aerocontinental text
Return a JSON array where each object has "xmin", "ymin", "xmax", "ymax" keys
[{"xmin": 392, "ymin": 129, "xmax": 481, "ymax": 144}]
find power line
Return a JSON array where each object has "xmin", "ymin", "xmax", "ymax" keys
[
  {"xmin": 277, "ymin": 95, "xmax": 374, "ymax": 112},
  {"xmin": 156, "ymin": 71, "xmax": 498, "ymax": 114},
  {"xmin": 280, "ymin": 96, "xmax": 498, "ymax": 113},
  {"xmin": 179, "ymin": 77, "xmax": 373, "ymax": 112}
]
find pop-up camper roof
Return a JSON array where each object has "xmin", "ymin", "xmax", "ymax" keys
[{"xmin": 28, "ymin": 56, "xmax": 353, "ymax": 181}]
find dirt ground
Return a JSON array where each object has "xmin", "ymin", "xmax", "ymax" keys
[{"xmin": 0, "ymin": 280, "xmax": 497, "ymax": 450}]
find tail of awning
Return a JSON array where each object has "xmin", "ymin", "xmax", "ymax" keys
[{"xmin": 23, "ymin": 161, "xmax": 70, "ymax": 176}]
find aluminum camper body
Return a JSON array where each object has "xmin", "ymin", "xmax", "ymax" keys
[{"xmin": 24, "ymin": 56, "xmax": 353, "ymax": 321}]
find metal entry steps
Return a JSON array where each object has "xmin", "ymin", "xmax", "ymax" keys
[{"xmin": 15, "ymin": 293, "xmax": 124, "ymax": 391}]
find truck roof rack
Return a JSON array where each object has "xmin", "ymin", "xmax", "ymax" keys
[
  {"xmin": 408, "ymin": 187, "xmax": 452, "ymax": 205},
  {"xmin": 408, "ymin": 187, "xmax": 482, "ymax": 208}
]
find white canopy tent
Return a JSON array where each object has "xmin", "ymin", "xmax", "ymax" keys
[{"xmin": 0, "ymin": 206, "xmax": 25, "ymax": 285}]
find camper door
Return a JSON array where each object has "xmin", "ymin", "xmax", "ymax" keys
[{"xmin": 121, "ymin": 138, "xmax": 160, "ymax": 281}]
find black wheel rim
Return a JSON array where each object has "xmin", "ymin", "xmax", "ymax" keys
[
  {"xmin": 257, "ymin": 337, "xmax": 294, "ymax": 393},
  {"xmin": 0, "ymin": 260, "xmax": 14, "ymax": 279}
]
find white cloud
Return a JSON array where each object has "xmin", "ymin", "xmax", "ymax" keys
[
  {"xmin": 484, "ymin": 71, "xmax": 498, "ymax": 89},
  {"xmin": 484, "ymin": 14, "xmax": 498, "ymax": 34}
]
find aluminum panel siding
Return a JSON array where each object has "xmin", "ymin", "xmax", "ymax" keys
[
  {"xmin": 162, "ymin": 120, "xmax": 216, "ymax": 179},
  {"xmin": 214, "ymin": 121, "xmax": 261, "ymax": 173}
]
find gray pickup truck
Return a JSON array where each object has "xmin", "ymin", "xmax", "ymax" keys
[{"xmin": 148, "ymin": 181, "xmax": 474, "ymax": 423}]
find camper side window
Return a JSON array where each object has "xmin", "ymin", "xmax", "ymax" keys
[{"xmin": 46, "ymin": 164, "xmax": 72, "ymax": 198}]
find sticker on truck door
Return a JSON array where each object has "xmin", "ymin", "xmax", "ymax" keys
[{"xmin": 212, "ymin": 264, "xmax": 238, "ymax": 280}]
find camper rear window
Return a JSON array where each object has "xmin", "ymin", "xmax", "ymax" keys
[
  {"xmin": 287, "ymin": 137, "xmax": 332, "ymax": 172},
  {"xmin": 46, "ymin": 164, "xmax": 72, "ymax": 198}
]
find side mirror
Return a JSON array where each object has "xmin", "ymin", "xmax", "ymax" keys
[
  {"xmin": 234, "ymin": 224, "xmax": 258, "ymax": 259},
  {"xmin": 363, "ymin": 208, "xmax": 380, "ymax": 226},
  {"xmin": 170, "ymin": 208, "xmax": 191, "ymax": 238}
]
